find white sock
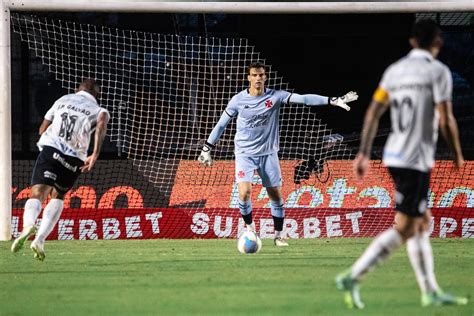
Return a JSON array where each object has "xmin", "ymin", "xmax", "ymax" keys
[
  {"xmin": 420, "ymin": 232, "xmax": 440, "ymax": 293},
  {"xmin": 34, "ymin": 199, "xmax": 64, "ymax": 244},
  {"xmin": 407, "ymin": 231, "xmax": 440, "ymax": 294},
  {"xmin": 274, "ymin": 230, "xmax": 282, "ymax": 238},
  {"xmin": 23, "ymin": 198, "xmax": 42, "ymax": 228},
  {"xmin": 407, "ymin": 233, "xmax": 428, "ymax": 293},
  {"xmin": 246, "ymin": 222, "xmax": 256, "ymax": 232},
  {"xmin": 351, "ymin": 228, "xmax": 403, "ymax": 280}
]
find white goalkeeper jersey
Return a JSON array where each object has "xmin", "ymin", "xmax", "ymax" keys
[
  {"xmin": 226, "ymin": 88, "xmax": 291, "ymax": 157},
  {"xmin": 380, "ymin": 48, "xmax": 453, "ymax": 172},
  {"xmin": 37, "ymin": 90, "xmax": 110, "ymax": 161}
]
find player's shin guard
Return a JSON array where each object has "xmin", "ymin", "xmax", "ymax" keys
[
  {"xmin": 34, "ymin": 199, "xmax": 64, "ymax": 244},
  {"xmin": 351, "ymin": 228, "xmax": 403, "ymax": 281},
  {"xmin": 238, "ymin": 199, "xmax": 252, "ymax": 225},
  {"xmin": 270, "ymin": 199, "xmax": 285, "ymax": 236}
]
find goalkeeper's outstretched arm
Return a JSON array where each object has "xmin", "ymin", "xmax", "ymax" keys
[
  {"xmin": 289, "ymin": 91, "xmax": 358, "ymax": 111},
  {"xmin": 198, "ymin": 111, "xmax": 233, "ymax": 166}
]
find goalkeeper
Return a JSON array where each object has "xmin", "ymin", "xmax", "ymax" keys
[{"xmin": 198, "ymin": 61, "xmax": 358, "ymax": 246}]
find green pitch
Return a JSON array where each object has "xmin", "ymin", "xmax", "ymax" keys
[{"xmin": 1, "ymin": 238, "xmax": 472, "ymax": 315}]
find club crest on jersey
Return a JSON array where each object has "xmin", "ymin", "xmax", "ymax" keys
[{"xmin": 265, "ymin": 99, "xmax": 273, "ymax": 108}]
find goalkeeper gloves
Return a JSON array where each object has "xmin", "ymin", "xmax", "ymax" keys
[
  {"xmin": 198, "ymin": 142, "xmax": 214, "ymax": 167},
  {"xmin": 329, "ymin": 91, "xmax": 358, "ymax": 111}
]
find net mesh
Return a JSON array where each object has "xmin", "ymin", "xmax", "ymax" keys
[{"xmin": 10, "ymin": 13, "xmax": 474, "ymax": 240}]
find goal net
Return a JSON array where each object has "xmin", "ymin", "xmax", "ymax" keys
[{"xmin": 9, "ymin": 13, "xmax": 474, "ymax": 240}]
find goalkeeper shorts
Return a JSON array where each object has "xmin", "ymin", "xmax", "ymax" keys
[{"xmin": 235, "ymin": 153, "xmax": 282, "ymax": 187}]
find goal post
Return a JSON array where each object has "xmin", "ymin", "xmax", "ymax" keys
[
  {"xmin": 0, "ymin": 2, "xmax": 11, "ymax": 240},
  {"xmin": 1, "ymin": 1, "xmax": 473, "ymax": 241}
]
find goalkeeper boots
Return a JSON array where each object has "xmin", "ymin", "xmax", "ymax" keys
[
  {"xmin": 11, "ymin": 225, "xmax": 37, "ymax": 253},
  {"xmin": 30, "ymin": 240, "xmax": 46, "ymax": 261},
  {"xmin": 274, "ymin": 237, "xmax": 289, "ymax": 247},
  {"xmin": 335, "ymin": 270, "xmax": 365, "ymax": 309},
  {"xmin": 421, "ymin": 290, "xmax": 468, "ymax": 307}
]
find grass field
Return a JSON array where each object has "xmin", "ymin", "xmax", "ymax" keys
[{"xmin": 1, "ymin": 238, "xmax": 473, "ymax": 316}]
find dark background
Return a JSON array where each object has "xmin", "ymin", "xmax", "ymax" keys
[{"xmin": 11, "ymin": 12, "xmax": 474, "ymax": 160}]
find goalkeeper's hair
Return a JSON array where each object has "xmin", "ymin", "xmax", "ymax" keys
[
  {"xmin": 411, "ymin": 18, "xmax": 442, "ymax": 49},
  {"xmin": 247, "ymin": 61, "xmax": 266, "ymax": 75}
]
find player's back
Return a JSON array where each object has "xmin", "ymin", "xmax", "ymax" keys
[
  {"xmin": 38, "ymin": 91, "xmax": 108, "ymax": 161},
  {"xmin": 381, "ymin": 49, "xmax": 452, "ymax": 172}
]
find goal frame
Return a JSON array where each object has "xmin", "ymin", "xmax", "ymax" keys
[{"xmin": 1, "ymin": 0, "xmax": 473, "ymax": 240}]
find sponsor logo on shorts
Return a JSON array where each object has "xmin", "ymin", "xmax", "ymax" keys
[
  {"xmin": 53, "ymin": 152, "xmax": 78, "ymax": 172},
  {"xmin": 44, "ymin": 171, "xmax": 57, "ymax": 181}
]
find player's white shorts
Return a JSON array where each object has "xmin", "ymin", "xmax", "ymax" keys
[{"xmin": 235, "ymin": 153, "xmax": 282, "ymax": 187}]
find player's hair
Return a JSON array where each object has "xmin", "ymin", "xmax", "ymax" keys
[
  {"xmin": 247, "ymin": 61, "xmax": 266, "ymax": 75},
  {"xmin": 78, "ymin": 79, "xmax": 100, "ymax": 99},
  {"xmin": 411, "ymin": 18, "xmax": 442, "ymax": 49}
]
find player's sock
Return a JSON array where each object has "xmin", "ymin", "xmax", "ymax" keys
[
  {"xmin": 270, "ymin": 199, "xmax": 284, "ymax": 232},
  {"xmin": 351, "ymin": 228, "xmax": 403, "ymax": 280},
  {"xmin": 34, "ymin": 199, "xmax": 64, "ymax": 244},
  {"xmin": 22, "ymin": 198, "xmax": 42, "ymax": 228},
  {"xmin": 407, "ymin": 233, "xmax": 429, "ymax": 294},
  {"xmin": 419, "ymin": 231, "xmax": 440, "ymax": 293},
  {"xmin": 238, "ymin": 199, "xmax": 252, "ymax": 225},
  {"xmin": 407, "ymin": 231, "xmax": 440, "ymax": 295}
]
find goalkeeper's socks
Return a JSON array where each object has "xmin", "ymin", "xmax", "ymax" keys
[
  {"xmin": 35, "ymin": 199, "xmax": 64, "ymax": 244},
  {"xmin": 272, "ymin": 216, "xmax": 284, "ymax": 232},
  {"xmin": 351, "ymin": 228, "xmax": 403, "ymax": 280},
  {"xmin": 238, "ymin": 199, "xmax": 252, "ymax": 225},
  {"xmin": 23, "ymin": 198, "xmax": 42, "ymax": 228},
  {"xmin": 270, "ymin": 199, "xmax": 285, "ymax": 232}
]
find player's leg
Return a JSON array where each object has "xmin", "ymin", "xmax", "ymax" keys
[
  {"xmin": 11, "ymin": 148, "xmax": 56, "ymax": 253},
  {"xmin": 407, "ymin": 210, "xmax": 468, "ymax": 306},
  {"xmin": 265, "ymin": 186, "xmax": 287, "ymax": 246},
  {"xmin": 258, "ymin": 153, "xmax": 287, "ymax": 246},
  {"xmin": 11, "ymin": 184, "xmax": 52, "ymax": 253},
  {"xmin": 30, "ymin": 149, "xmax": 83, "ymax": 261},
  {"xmin": 30, "ymin": 188, "xmax": 65, "ymax": 261},
  {"xmin": 336, "ymin": 212, "xmax": 416, "ymax": 309},
  {"xmin": 336, "ymin": 167, "xmax": 423, "ymax": 308},
  {"xmin": 235, "ymin": 156, "xmax": 257, "ymax": 232}
]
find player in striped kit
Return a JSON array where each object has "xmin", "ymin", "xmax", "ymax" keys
[
  {"xmin": 335, "ymin": 19, "xmax": 468, "ymax": 308},
  {"xmin": 199, "ymin": 61, "xmax": 358, "ymax": 246},
  {"xmin": 11, "ymin": 79, "xmax": 110, "ymax": 261}
]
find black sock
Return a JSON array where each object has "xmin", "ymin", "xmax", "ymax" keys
[
  {"xmin": 272, "ymin": 216, "xmax": 284, "ymax": 232},
  {"xmin": 242, "ymin": 212, "xmax": 253, "ymax": 225}
]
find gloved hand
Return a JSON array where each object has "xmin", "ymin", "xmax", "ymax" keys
[
  {"xmin": 198, "ymin": 142, "xmax": 214, "ymax": 166},
  {"xmin": 330, "ymin": 91, "xmax": 358, "ymax": 111}
]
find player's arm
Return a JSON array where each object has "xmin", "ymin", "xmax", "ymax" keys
[
  {"xmin": 81, "ymin": 111, "xmax": 109, "ymax": 173},
  {"xmin": 288, "ymin": 91, "xmax": 358, "ymax": 111},
  {"xmin": 354, "ymin": 87, "xmax": 390, "ymax": 180},
  {"xmin": 198, "ymin": 111, "xmax": 233, "ymax": 166},
  {"xmin": 38, "ymin": 120, "xmax": 52, "ymax": 135},
  {"xmin": 436, "ymin": 101, "xmax": 464, "ymax": 168},
  {"xmin": 39, "ymin": 100, "xmax": 59, "ymax": 135}
]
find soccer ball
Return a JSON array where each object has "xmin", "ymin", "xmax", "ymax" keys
[{"xmin": 237, "ymin": 231, "xmax": 262, "ymax": 254}]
